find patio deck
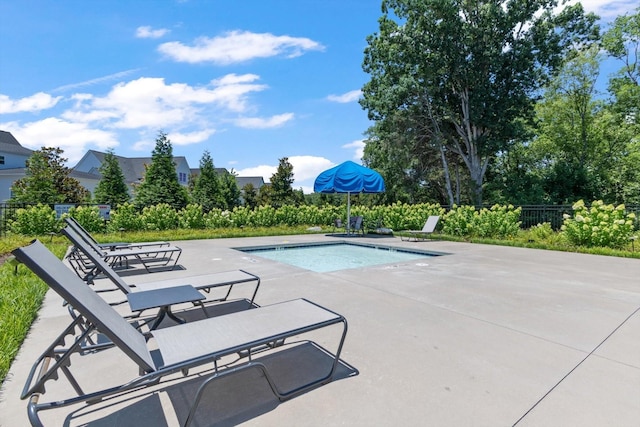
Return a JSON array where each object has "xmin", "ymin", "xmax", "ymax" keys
[{"xmin": 1, "ymin": 234, "xmax": 639, "ymax": 426}]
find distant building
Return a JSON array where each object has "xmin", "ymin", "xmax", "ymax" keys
[{"xmin": 0, "ymin": 131, "xmax": 265, "ymax": 203}]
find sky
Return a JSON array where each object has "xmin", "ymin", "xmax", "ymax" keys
[{"xmin": 0, "ymin": 0, "xmax": 637, "ymax": 193}]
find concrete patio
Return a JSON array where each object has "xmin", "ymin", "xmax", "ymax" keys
[{"xmin": 1, "ymin": 233, "xmax": 639, "ymax": 426}]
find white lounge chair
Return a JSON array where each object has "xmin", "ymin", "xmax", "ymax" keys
[{"xmin": 400, "ymin": 215, "xmax": 440, "ymax": 241}]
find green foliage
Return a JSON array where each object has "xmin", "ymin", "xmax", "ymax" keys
[
  {"xmin": 442, "ymin": 204, "xmax": 521, "ymax": 238},
  {"xmin": 178, "ymin": 204, "xmax": 206, "ymax": 229},
  {"xmin": 0, "ymin": 257, "xmax": 48, "ymax": 383},
  {"xmin": 107, "ymin": 202, "xmax": 144, "ymax": 232},
  {"xmin": 269, "ymin": 157, "xmax": 295, "ymax": 208},
  {"xmin": 66, "ymin": 206, "xmax": 106, "ymax": 233},
  {"xmin": 242, "ymin": 183, "xmax": 259, "ymax": 209},
  {"xmin": 9, "ymin": 204, "xmax": 60, "ymax": 235},
  {"xmin": 361, "ymin": 0, "xmax": 599, "ymax": 205},
  {"xmin": 140, "ymin": 203, "xmax": 179, "ymax": 231},
  {"xmin": 474, "ymin": 205, "xmax": 522, "ymax": 239},
  {"xmin": 134, "ymin": 132, "xmax": 189, "ymax": 210},
  {"xmin": 94, "ymin": 149, "xmax": 130, "ymax": 206},
  {"xmin": 218, "ymin": 171, "xmax": 241, "ymax": 209},
  {"xmin": 191, "ymin": 151, "xmax": 222, "ymax": 212},
  {"xmin": 10, "ymin": 147, "xmax": 90, "ymax": 204},
  {"xmin": 442, "ymin": 205, "xmax": 478, "ymax": 237},
  {"xmin": 561, "ymin": 200, "xmax": 636, "ymax": 248},
  {"xmin": 204, "ymin": 208, "xmax": 233, "ymax": 228}
]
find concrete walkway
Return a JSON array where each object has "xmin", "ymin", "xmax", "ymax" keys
[{"xmin": 1, "ymin": 234, "xmax": 639, "ymax": 426}]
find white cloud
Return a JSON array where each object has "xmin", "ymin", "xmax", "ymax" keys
[
  {"xmin": 236, "ymin": 155, "xmax": 334, "ymax": 193},
  {"xmin": 0, "ymin": 92, "xmax": 61, "ymax": 113},
  {"xmin": 327, "ymin": 90, "xmax": 361, "ymax": 103},
  {"xmin": 169, "ymin": 129, "xmax": 215, "ymax": 145},
  {"xmin": 342, "ymin": 139, "xmax": 365, "ymax": 161},
  {"xmin": 158, "ymin": 30, "xmax": 325, "ymax": 65},
  {"xmin": 234, "ymin": 113, "xmax": 294, "ymax": 129},
  {"xmin": 0, "ymin": 118, "xmax": 118, "ymax": 163},
  {"xmin": 568, "ymin": 0, "xmax": 638, "ymax": 21},
  {"xmin": 135, "ymin": 26, "xmax": 170, "ymax": 39}
]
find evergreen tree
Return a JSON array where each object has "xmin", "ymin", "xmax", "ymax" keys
[
  {"xmin": 133, "ymin": 131, "xmax": 189, "ymax": 210},
  {"xmin": 94, "ymin": 149, "xmax": 130, "ymax": 206},
  {"xmin": 242, "ymin": 182, "xmax": 258, "ymax": 209},
  {"xmin": 219, "ymin": 170, "xmax": 241, "ymax": 209},
  {"xmin": 269, "ymin": 157, "xmax": 295, "ymax": 208},
  {"xmin": 10, "ymin": 147, "xmax": 89, "ymax": 203},
  {"xmin": 191, "ymin": 150, "xmax": 222, "ymax": 211}
]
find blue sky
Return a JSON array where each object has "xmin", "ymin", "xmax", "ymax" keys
[{"xmin": 0, "ymin": 0, "xmax": 636, "ymax": 193}]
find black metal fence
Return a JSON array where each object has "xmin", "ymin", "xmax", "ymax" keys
[{"xmin": 1, "ymin": 203, "xmax": 639, "ymax": 236}]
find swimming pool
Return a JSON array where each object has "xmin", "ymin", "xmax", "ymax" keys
[{"xmin": 234, "ymin": 241, "xmax": 442, "ymax": 273}]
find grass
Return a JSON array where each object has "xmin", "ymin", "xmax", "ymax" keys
[{"xmin": 0, "ymin": 225, "xmax": 638, "ymax": 384}]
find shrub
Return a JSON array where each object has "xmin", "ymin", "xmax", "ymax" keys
[
  {"xmin": 474, "ymin": 204, "xmax": 522, "ymax": 239},
  {"xmin": 66, "ymin": 205, "xmax": 106, "ymax": 233},
  {"xmin": 442, "ymin": 205, "xmax": 477, "ymax": 237},
  {"xmin": 204, "ymin": 208, "xmax": 233, "ymax": 228},
  {"xmin": 140, "ymin": 203, "xmax": 178, "ymax": 231},
  {"xmin": 107, "ymin": 202, "xmax": 143, "ymax": 232},
  {"xmin": 9, "ymin": 204, "xmax": 59, "ymax": 236},
  {"xmin": 561, "ymin": 200, "xmax": 636, "ymax": 249},
  {"xmin": 178, "ymin": 204, "xmax": 206, "ymax": 229}
]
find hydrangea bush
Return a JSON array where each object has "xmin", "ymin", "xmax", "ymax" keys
[
  {"xmin": 561, "ymin": 200, "xmax": 636, "ymax": 248},
  {"xmin": 10, "ymin": 204, "xmax": 59, "ymax": 235}
]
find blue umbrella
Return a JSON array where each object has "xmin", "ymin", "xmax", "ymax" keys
[{"xmin": 314, "ymin": 161, "xmax": 385, "ymax": 233}]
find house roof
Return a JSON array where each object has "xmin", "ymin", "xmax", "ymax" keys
[
  {"xmin": 81, "ymin": 150, "xmax": 189, "ymax": 184},
  {"xmin": 0, "ymin": 131, "xmax": 34, "ymax": 156},
  {"xmin": 236, "ymin": 176, "xmax": 265, "ymax": 189}
]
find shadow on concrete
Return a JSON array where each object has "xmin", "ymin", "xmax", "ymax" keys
[{"xmin": 74, "ymin": 342, "xmax": 358, "ymax": 427}]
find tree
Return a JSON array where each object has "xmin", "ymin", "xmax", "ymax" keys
[
  {"xmin": 269, "ymin": 157, "xmax": 295, "ymax": 208},
  {"xmin": 218, "ymin": 170, "xmax": 241, "ymax": 209},
  {"xmin": 361, "ymin": 0, "xmax": 599, "ymax": 205},
  {"xmin": 242, "ymin": 183, "xmax": 259, "ymax": 209},
  {"xmin": 191, "ymin": 150, "xmax": 222, "ymax": 211},
  {"xmin": 10, "ymin": 147, "xmax": 90, "ymax": 203},
  {"xmin": 133, "ymin": 132, "xmax": 189, "ymax": 210},
  {"xmin": 93, "ymin": 149, "xmax": 130, "ymax": 206},
  {"xmin": 532, "ymin": 45, "xmax": 604, "ymax": 203}
]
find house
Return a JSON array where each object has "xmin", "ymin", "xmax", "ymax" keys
[
  {"xmin": 0, "ymin": 131, "xmax": 34, "ymax": 202},
  {"xmin": 0, "ymin": 131, "xmax": 265, "ymax": 203},
  {"xmin": 73, "ymin": 150, "xmax": 192, "ymax": 197}
]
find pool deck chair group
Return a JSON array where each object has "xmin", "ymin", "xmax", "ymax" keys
[
  {"xmin": 60, "ymin": 225, "xmax": 262, "ymax": 328},
  {"xmin": 400, "ymin": 215, "xmax": 440, "ymax": 242},
  {"xmin": 64, "ymin": 217, "xmax": 183, "ymax": 276},
  {"xmin": 13, "ymin": 240, "xmax": 349, "ymax": 427}
]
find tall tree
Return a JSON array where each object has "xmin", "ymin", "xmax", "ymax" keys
[
  {"xmin": 133, "ymin": 132, "xmax": 189, "ymax": 210},
  {"xmin": 10, "ymin": 147, "xmax": 89, "ymax": 203},
  {"xmin": 93, "ymin": 149, "xmax": 130, "ymax": 206},
  {"xmin": 242, "ymin": 182, "xmax": 259, "ymax": 209},
  {"xmin": 191, "ymin": 150, "xmax": 222, "ymax": 211},
  {"xmin": 218, "ymin": 170, "xmax": 241, "ymax": 210},
  {"xmin": 361, "ymin": 0, "xmax": 599, "ymax": 205},
  {"xmin": 269, "ymin": 157, "xmax": 295, "ymax": 208}
]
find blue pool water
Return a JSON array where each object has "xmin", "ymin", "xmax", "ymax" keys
[{"xmin": 236, "ymin": 242, "xmax": 439, "ymax": 273}]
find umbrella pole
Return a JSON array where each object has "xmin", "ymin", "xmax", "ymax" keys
[{"xmin": 346, "ymin": 192, "xmax": 351, "ymax": 235}]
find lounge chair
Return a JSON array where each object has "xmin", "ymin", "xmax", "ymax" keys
[
  {"xmin": 63, "ymin": 221, "xmax": 183, "ymax": 276},
  {"xmin": 65, "ymin": 216, "xmax": 171, "ymax": 250},
  {"xmin": 349, "ymin": 216, "xmax": 365, "ymax": 236},
  {"xmin": 60, "ymin": 226, "xmax": 261, "ymax": 321},
  {"xmin": 13, "ymin": 240, "xmax": 349, "ymax": 426},
  {"xmin": 400, "ymin": 215, "xmax": 440, "ymax": 241}
]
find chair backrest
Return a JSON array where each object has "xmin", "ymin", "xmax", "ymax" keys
[
  {"xmin": 349, "ymin": 216, "xmax": 363, "ymax": 230},
  {"xmin": 12, "ymin": 240, "xmax": 156, "ymax": 372},
  {"xmin": 422, "ymin": 215, "xmax": 440, "ymax": 232},
  {"xmin": 64, "ymin": 217, "xmax": 105, "ymax": 253},
  {"xmin": 60, "ymin": 226, "xmax": 134, "ymax": 294}
]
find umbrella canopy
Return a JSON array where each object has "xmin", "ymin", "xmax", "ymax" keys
[
  {"xmin": 314, "ymin": 160, "xmax": 385, "ymax": 194},
  {"xmin": 314, "ymin": 161, "xmax": 385, "ymax": 233}
]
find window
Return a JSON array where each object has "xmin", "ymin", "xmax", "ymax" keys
[
  {"xmin": 179, "ymin": 172, "xmax": 187, "ymax": 183},
  {"xmin": 0, "ymin": 156, "xmax": 4, "ymax": 165}
]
